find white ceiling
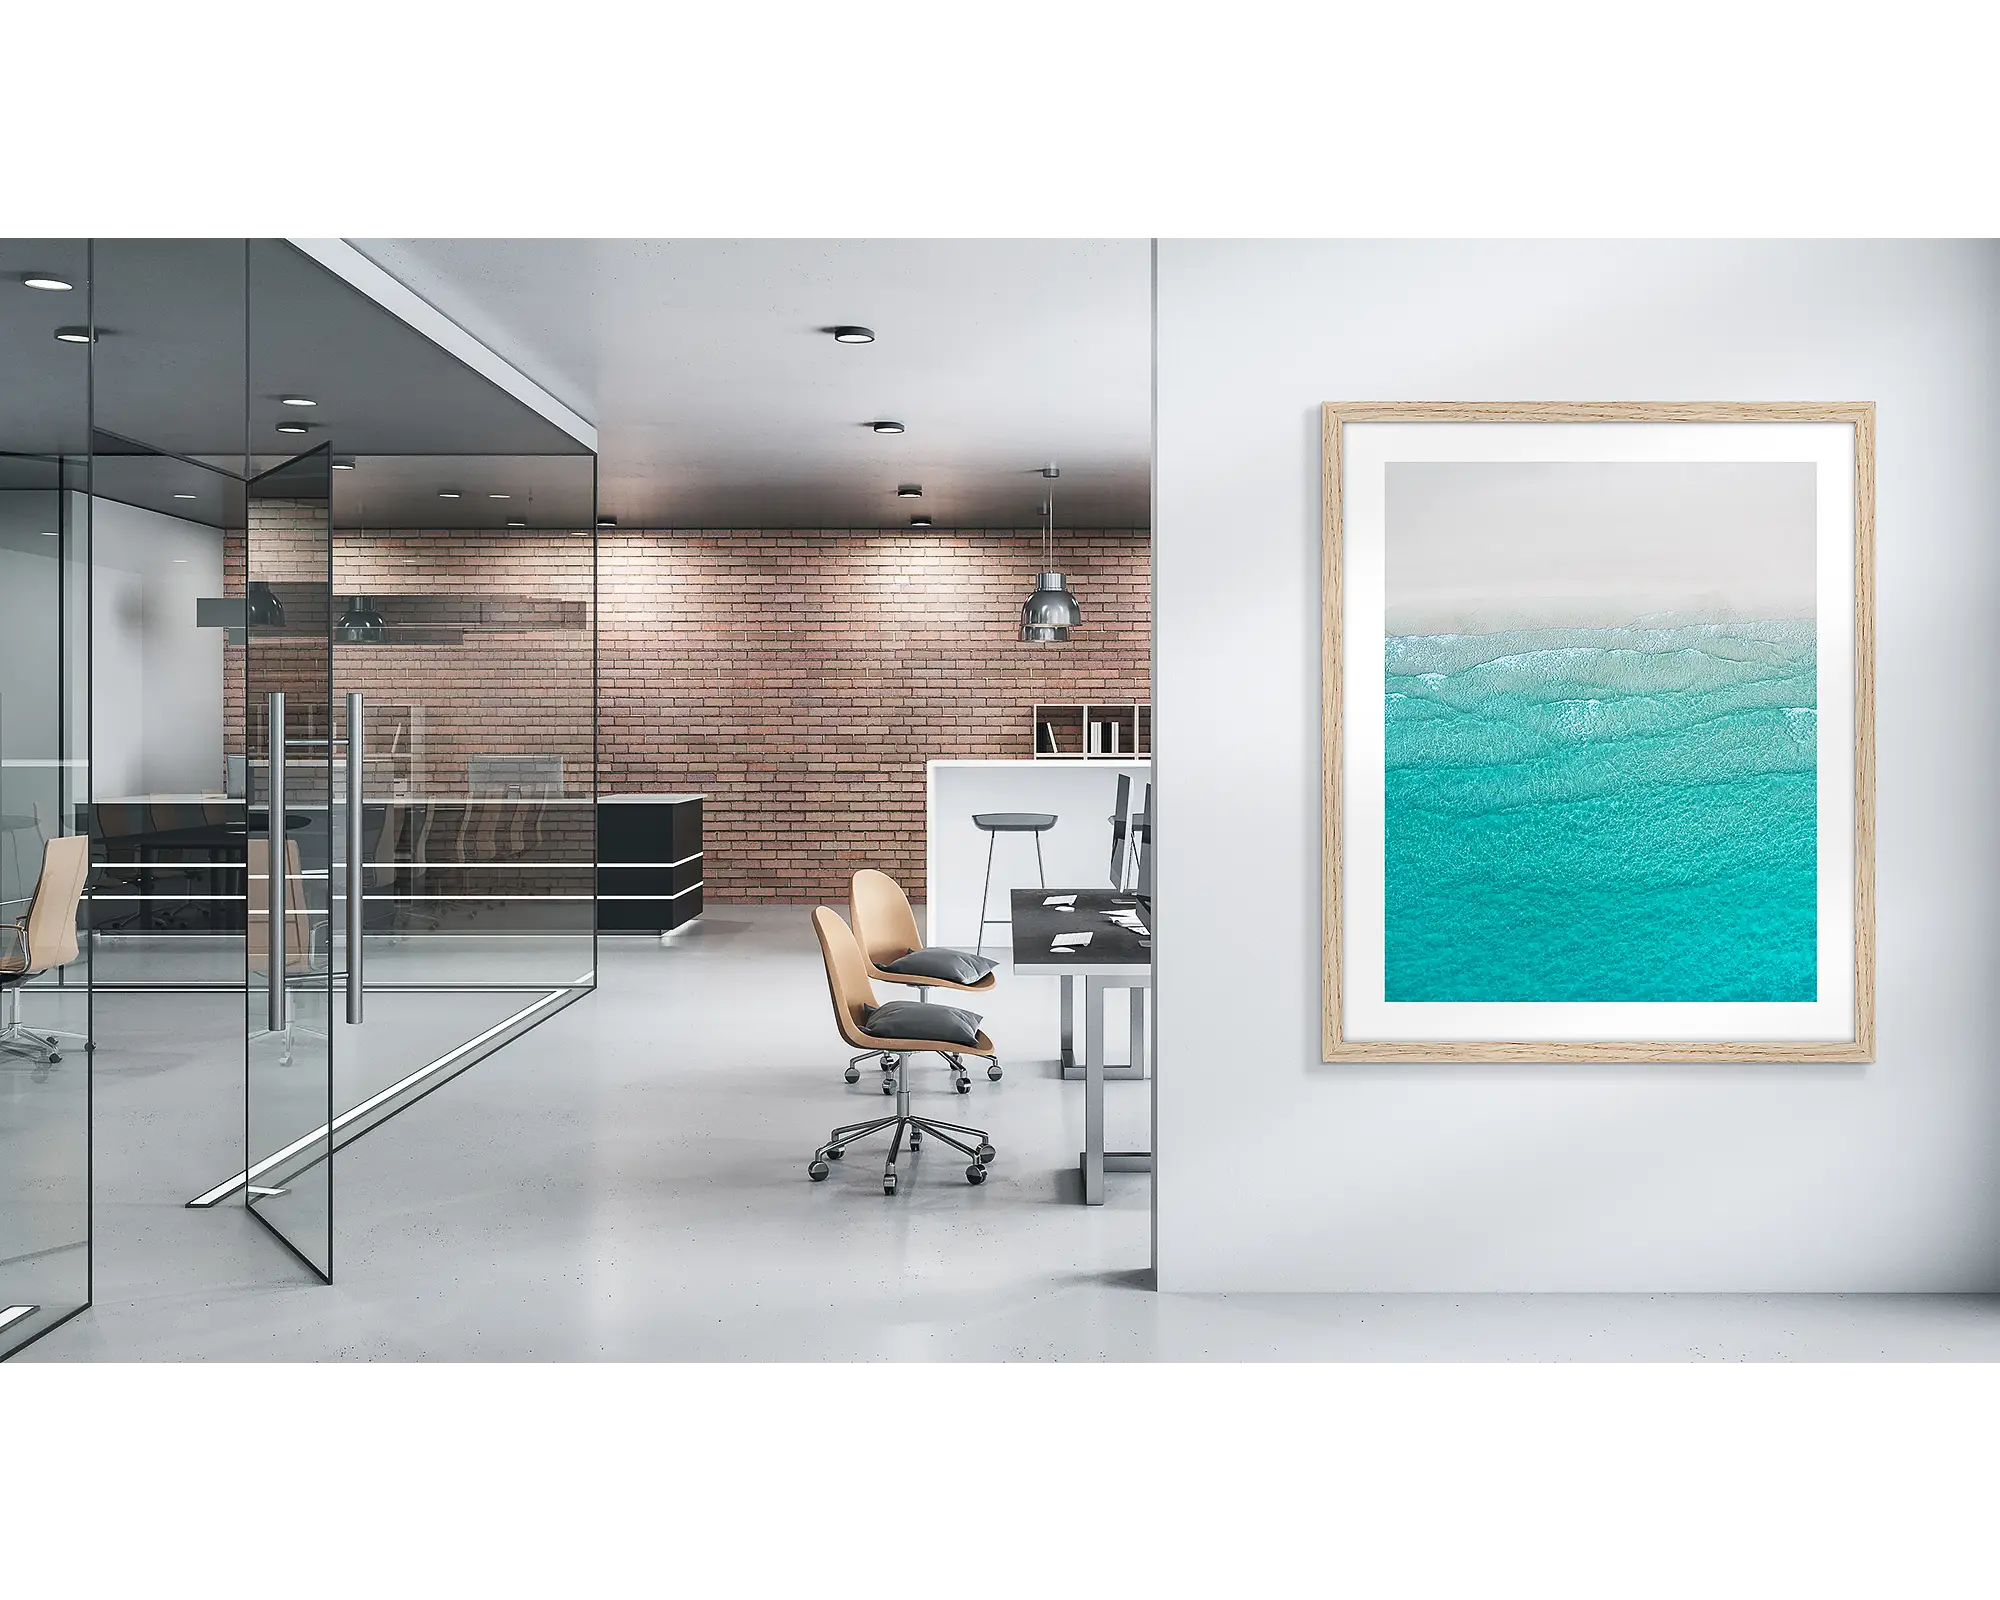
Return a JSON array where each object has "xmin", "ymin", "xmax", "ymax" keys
[{"xmin": 351, "ymin": 239, "xmax": 1152, "ymax": 530}]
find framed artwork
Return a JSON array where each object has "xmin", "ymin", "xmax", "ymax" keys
[{"xmin": 1321, "ymin": 402, "xmax": 1875, "ymax": 1062}]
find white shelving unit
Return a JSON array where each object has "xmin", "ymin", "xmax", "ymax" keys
[{"xmin": 1031, "ymin": 702, "xmax": 1150, "ymax": 760}]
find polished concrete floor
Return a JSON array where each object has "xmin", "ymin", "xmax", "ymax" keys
[{"xmin": 23, "ymin": 907, "xmax": 2000, "ymax": 1361}]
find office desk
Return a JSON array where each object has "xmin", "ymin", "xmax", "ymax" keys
[{"xmin": 1010, "ymin": 888, "xmax": 1152, "ymax": 1206}]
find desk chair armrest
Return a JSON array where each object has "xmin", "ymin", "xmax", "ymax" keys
[{"xmin": 0, "ymin": 918, "xmax": 24, "ymax": 973}]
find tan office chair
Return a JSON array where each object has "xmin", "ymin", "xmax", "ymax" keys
[
  {"xmin": 808, "ymin": 906, "xmax": 997, "ymax": 1195},
  {"xmin": 248, "ymin": 836, "xmax": 315, "ymax": 977},
  {"xmin": 0, "ymin": 834, "xmax": 90, "ymax": 1065},
  {"xmin": 848, "ymin": 868, "xmax": 1002, "ymax": 1089}
]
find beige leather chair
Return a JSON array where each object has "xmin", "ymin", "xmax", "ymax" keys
[
  {"xmin": 808, "ymin": 906, "xmax": 997, "ymax": 1195},
  {"xmin": 847, "ymin": 868, "xmax": 1002, "ymax": 1090},
  {"xmin": 0, "ymin": 834, "xmax": 90, "ymax": 1065},
  {"xmin": 248, "ymin": 836, "xmax": 314, "ymax": 976}
]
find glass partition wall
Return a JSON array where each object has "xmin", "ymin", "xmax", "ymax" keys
[
  {"xmin": 0, "ymin": 239, "xmax": 93, "ymax": 1357},
  {"xmin": 20, "ymin": 239, "xmax": 597, "ymax": 1300},
  {"xmin": 327, "ymin": 450, "xmax": 597, "ymax": 1160}
]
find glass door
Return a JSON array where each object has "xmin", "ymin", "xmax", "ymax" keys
[{"xmin": 243, "ymin": 445, "xmax": 335, "ymax": 1279}]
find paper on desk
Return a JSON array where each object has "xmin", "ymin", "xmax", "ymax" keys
[
  {"xmin": 1043, "ymin": 894, "xmax": 1077, "ymax": 907},
  {"xmin": 1050, "ymin": 931, "xmax": 1093, "ymax": 949}
]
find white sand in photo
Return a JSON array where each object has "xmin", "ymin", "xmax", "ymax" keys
[{"xmin": 1385, "ymin": 460, "xmax": 1816, "ymax": 636}]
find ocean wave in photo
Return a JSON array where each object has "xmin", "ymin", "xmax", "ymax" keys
[{"xmin": 1384, "ymin": 620, "xmax": 1817, "ymax": 1003}]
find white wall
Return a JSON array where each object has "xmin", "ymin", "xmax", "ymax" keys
[
  {"xmin": 1154, "ymin": 240, "xmax": 2000, "ymax": 1292},
  {"xmin": 91, "ymin": 498, "xmax": 225, "ymax": 799}
]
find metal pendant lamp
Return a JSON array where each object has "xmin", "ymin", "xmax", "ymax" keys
[
  {"xmin": 335, "ymin": 595, "xmax": 386, "ymax": 643},
  {"xmin": 1020, "ymin": 466, "xmax": 1081, "ymax": 642},
  {"xmin": 245, "ymin": 580, "xmax": 286, "ymax": 628}
]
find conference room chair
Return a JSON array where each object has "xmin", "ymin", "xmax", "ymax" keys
[
  {"xmin": 808, "ymin": 906, "xmax": 997, "ymax": 1195},
  {"xmin": 848, "ymin": 867, "xmax": 1001, "ymax": 1090},
  {"xmin": 0, "ymin": 835, "xmax": 90, "ymax": 1066}
]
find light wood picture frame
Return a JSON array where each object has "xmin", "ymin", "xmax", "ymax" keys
[{"xmin": 1321, "ymin": 401, "xmax": 1875, "ymax": 1063}]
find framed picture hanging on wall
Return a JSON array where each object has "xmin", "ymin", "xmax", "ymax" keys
[{"xmin": 1321, "ymin": 402, "xmax": 1875, "ymax": 1062}]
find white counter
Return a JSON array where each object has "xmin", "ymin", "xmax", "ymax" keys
[{"xmin": 925, "ymin": 759, "xmax": 1150, "ymax": 949}]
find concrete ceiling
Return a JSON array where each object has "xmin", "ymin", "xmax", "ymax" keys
[{"xmin": 351, "ymin": 239, "xmax": 1153, "ymax": 530}]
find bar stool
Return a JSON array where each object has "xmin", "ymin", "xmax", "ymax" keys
[{"xmin": 973, "ymin": 811, "xmax": 1056, "ymax": 957}]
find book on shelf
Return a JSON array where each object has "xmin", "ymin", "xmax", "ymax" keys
[{"xmin": 1036, "ymin": 720, "xmax": 1060, "ymax": 754}]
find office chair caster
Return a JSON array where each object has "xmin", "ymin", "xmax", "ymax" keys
[
  {"xmin": 976, "ymin": 1143, "xmax": 996, "ymax": 1166},
  {"xmin": 987, "ymin": 1060, "xmax": 1002, "ymax": 1080},
  {"xmin": 844, "ymin": 1066, "xmax": 860, "ymax": 1083},
  {"xmin": 825, "ymin": 1144, "xmax": 844, "ymax": 1159},
  {"xmin": 881, "ymin": 1077, "xmax": 896, "ymax": 1095},
  {"xmin": 808, "ymin": 1160, "xmax": 830, "ymax": 1182},
  {"xmin": 955, "ymin": 1076, "xmax": 971, "ymax": 1094},
  {"xmin": 965, "ymin": 1164, "xmax": 987, "ymax": 1185},
  {"xmin": 883, "ymin": 1173, "xmax": 899, "ymax": 1196},
  {"xmin": 910, "ymin": 1128, "xmax": 922, "ymax": 1149}
]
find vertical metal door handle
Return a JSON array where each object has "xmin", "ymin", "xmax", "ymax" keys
[
  {"xmin": 346, "ymin": 691, "xmax": 364, "ymax": 1024},
  {"xmin": 266, "ymin": 692, "xmax": 286, "ymax": 1034}
]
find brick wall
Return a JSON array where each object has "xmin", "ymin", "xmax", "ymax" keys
[
  {"xmin": 599, "ymin": 528, "xmax": 1150, "ymax": 902},
  {"xmin": 227, "ymin": 523, "xmax": 1151, "ymax": 903}
]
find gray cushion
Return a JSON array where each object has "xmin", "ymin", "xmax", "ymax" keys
[
  {"xmin": 880, "ymin": 946, "xmax": 998, "ymax": 986},
  {"xmin": 860, "ymin": 1000, "xmax": 984, "ymax": 1048}
]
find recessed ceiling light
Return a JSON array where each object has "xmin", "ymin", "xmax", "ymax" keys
[
  {"xmin": 53, "ymin": 326, "xmax": 93, "ymax": 343},
  {"xmin": 172, "ymin": 558, "xmax": 189, "ymax": 564},
  {"xmin": 488, "ymin": 492, "xmax": 510, "ymax": 499},
  {"xmin": 331, "ymin": 458, "xmax": 355, "ymax": 470},
  {"xmin": 832, "ymin": 325, "xmax": 874, "ymax": 344},
  {"xmin": 870, "ymin": 420, "xmax": 905, "ymax": 434},
  {"xmin": 438, "ymin": 491, "xmax": 461, "ymax": 499},
  {"xmin": 39, "ymin": 529, "xmax": 58, "ymax": 537},
  {"xmin": 909, "ymin": 515, "xmax": 933, "ymax": 528},
  {"xmin": 596, "ymin": 516, "xmax": 617, "ymax": 528},
  {"xmin": 280, "ymin": 396, "xmax": 316, "ymax": 407},
  {"xmin": 173, "ymin": 492, "xmax": 197, "ymax": 500},
  {"xmin": 896, "ymin": 484, "xmax": 923, "ymax": 499},
  {"xmin": 275, "ymin": 420, "xmax": 309, "ymax": 434},
  {"xmin": 506, "ymin": 520, "xmax": 527, "ymax": 529},
  {"xmin": 22, "ymin": 274, "xmax": 73, "ymax": 292}
]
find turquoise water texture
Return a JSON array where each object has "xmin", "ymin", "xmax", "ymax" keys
[{"xmin": 1384, "ymin": 619, "xmax": 1817, "ymax": 1002}]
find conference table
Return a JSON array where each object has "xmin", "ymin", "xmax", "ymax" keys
[{"xmin": 1010, "ymin": 888, "xmax": 1153, "ymax": 1205}]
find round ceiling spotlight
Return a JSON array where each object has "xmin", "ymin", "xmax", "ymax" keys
[
  {"xmin": 331, "ymin": 458, "xmax": 356, "ymax": 470},
  {"xmin": 280, "ymin": 396, "xmax": 316, "ymax": 407},
  {"xmin": 896, "ymin": 484, "xmax": 923, "ymax": 499},
  {"xmin": 909, "ymin": 515, "xmax": 934, "ymax": 528},
  {"xmin": 275, "ymin": 420, "xmax": 309, "ymax": 434},
  {"xmin": 53, "ymin": 326, "xmax": 94, "ymax": 343},
  {"xmin": 870, "ymin": 420, "xmax": 905, "ymax": 434},
  {"xmin": 831, "ymin": 325, "xmax": 875, "ymax": 344},
  {"xmin": 596, "ymin": 516, "xmax": 617, "ymax": 529},
  {"xmin": 506, "ymin": 520, "xmax": 528, "ymax": 529},
  {"xmin": 22, "ymin": 274, "xmax": 74, "ymax": 292},
  {"xmin": 488, "ymin": 492, "xmax": 510, "ymax": 499},
  {"xmin": 173, "ymin": 492, "xmax": 198, "ymax": 500},
  {"xmin": 437, "ymin": 491, "xmax": 461, "ymax": 499}
]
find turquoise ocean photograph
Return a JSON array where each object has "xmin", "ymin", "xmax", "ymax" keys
[{"xmin": 1383, "ymin": 460, "xmax": 1818, "ymax": 1003}]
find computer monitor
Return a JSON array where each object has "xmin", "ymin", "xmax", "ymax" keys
[
  {"xmin": 1108, "ymin": 773, "xmax": 1132, "ymax": 888},
  {"xmin": 1134, "ymin": 782, "xmax": 1152, "ymax": 901}
]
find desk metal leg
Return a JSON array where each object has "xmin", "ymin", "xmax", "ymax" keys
[
  {"xmin": 1074, "ymin": 977, "xmax": 1154, "ymax": 1205},
  {"xmin": 1061, "ymin": 977, "xmax": 1145, "ymax": 1081}
]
